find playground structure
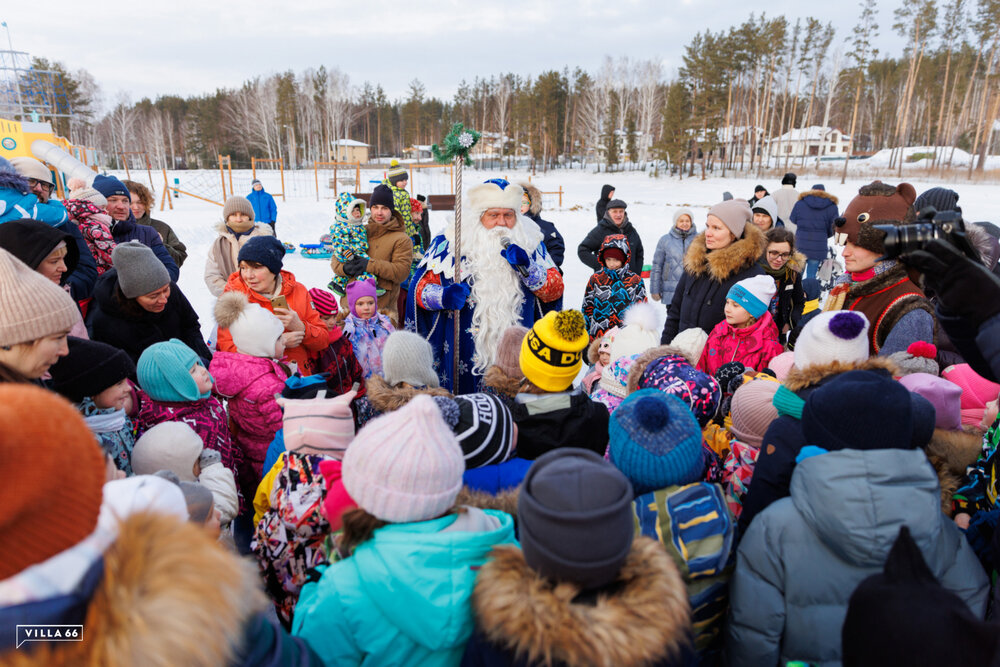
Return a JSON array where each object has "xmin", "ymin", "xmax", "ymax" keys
[{"xmin": 0, "ymin": 117, "xmax": 98, "ymax": 198}]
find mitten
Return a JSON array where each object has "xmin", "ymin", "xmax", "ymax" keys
[{"xmin": 442, "ymin": 283, "xmax": 471, "ymax": 310}]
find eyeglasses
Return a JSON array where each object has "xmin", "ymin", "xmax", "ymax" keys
[
  {"xmin": 767, "ymin": 251, "xmax": 791, "ymax": 260},
  {"xmin": 28, "ymin": 178, "xmax": 54, "ymax": 192}
]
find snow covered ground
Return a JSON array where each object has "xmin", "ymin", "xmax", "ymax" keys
[{"xmin": 107, "ymin": 169, "xmax": 1000, "ymax": 340}]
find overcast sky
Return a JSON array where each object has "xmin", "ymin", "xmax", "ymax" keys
[{"xmin": 4, "ymin": 1, "xmax": 906, "ymax": 112}]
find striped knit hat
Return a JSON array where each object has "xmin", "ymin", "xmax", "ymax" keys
[
  {"xmin": 278, "ymin": 387, "xmax": 358, "ymax": 459},
  {"xmin": 308, "ymin": 287, "xmax": 339, "ymax": 318},
  {"xmin": 0, "ymin": 248, "xmax": 79, "ymax": 347},
  {"xmin": 342, "ymin": 394, "xmax": 464, "ymax": 522}
]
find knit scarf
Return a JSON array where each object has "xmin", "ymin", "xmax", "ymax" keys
[
  {"xmin": 834, "ymin": 258, "xmax": 899, "ymax": 287},
  {"xmin": 81, "ymin": 397, "xmax": 127, "ymax": 433},
  {"xmin": 759, "ymin": 258, "xmax": 793, "ymax": 282},
  {"xmin": 227, "ymin": 225, "xmax": 253, "ymax": 239}
]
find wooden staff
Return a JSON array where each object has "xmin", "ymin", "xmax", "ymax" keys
[{"xmin": 452, "ymin": 155, "xmax": 463, "ymax": 387}]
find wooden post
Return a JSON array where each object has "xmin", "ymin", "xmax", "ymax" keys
[
  {"xmin": 314, "ymin": 162, "xmax": 319, "ymax": 202},
  {"xmin": 159, "ymin": 168, "xmax": 173, "ymax": 211},
  {"xmin": 558, "ymin": 186, "xmax": 563, "ymax": 208},
  {"xmin": 334, "ymin": 164, "xmax": 338, "ymax": 194},
  {"xmin": 251, "ymin": 157, "xmax": 257, "ymax": 181},
  {"xmin": 355, "ymin": 162, "xmax": 360, "ymax": 189},
  {"xmin": 226, "ymin": 157, "xmax": 233, "ymax": 197},
  {"xmin": 218, "ymin": 155, "xmax": 227, "ymax": 204},
  {"xmin": 121, "ymin": 153, "xmax": 131, "ymax": 181},
  {"xmin": 279, "ymin": 158, "xmax": 286, "ymax": 202}
]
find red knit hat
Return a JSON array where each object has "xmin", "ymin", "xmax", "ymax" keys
[
  {"xmin": 308, "ymin": 287, "xmax": 339, "ymax": 318},
  {"xmin": 0, "ymin": 384, "xmax": 105, "ymax": 580}
]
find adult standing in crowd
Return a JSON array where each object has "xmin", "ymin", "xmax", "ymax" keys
[
  {"xmin": 748, "ymin": 185, "xmax": 769, "ymax": 207},
  {"xmin": 660, "ymin": 199, "xmax": 766, "ymax": 344},
  {"xmin": 758, "ymin": 227, "xmax": 805, "ymax": 337},
  {"xmin": 578, "ymin": 199, "xmax": 644, "ymax": 274},
  {"xmin": 595, "ymin": 183, "xmax": 615, "ymax": 222},
  {"xmin": 0, "ymin": 248, "xmax": 78, "ymax": 381},
  {"xmin": 407, "ymin": 179, "xmax": 563, "ymax": 393},
  {"xmin": 6, "ymin": 156, "xmax": 98, "ymax": 301},
  {"xmin": 750, "ymin": 194, "xmax": 781, "ymax": 232},
  {"xmin": 247, "ymin": 179, "xmax": 278, "ymax": 233},
  {"xmin": 124, "ymin": 179, "xmax": 187, "ymax": 268},
  {"xmin": 650, "ymin": 208, "xmax": 696, "ymax": 307},
  {"xmin": 519, "ymin": 182, "xmax": 565, "ymax": 313},
  {"xmin": 88, "ymin": 241, "xmax": 210, "ymax": 365},
  {"xmin": 790, "ymin": 183, "xmax": 840, "ymax": 280},
  {"xmin": 772, "ymin": 172, "xmax": 798, "ymax": 231},
  {"xmin": 824, "ymin": 181, "xmax": 934, "ymax": 356},
  {"xmin": 204, "ymin": 196, "xmax": 275, "ymax": 297},
  {"xmin": 217, "ymin": 235, "xmax": 328, "ymax": 374},
  {"xmin": 93, "ymin": 174, "xmax": 178, "ymax": 282},
  {"xmin": 331, "ymin": 185, "xmax": 412, "ymax": 323}
]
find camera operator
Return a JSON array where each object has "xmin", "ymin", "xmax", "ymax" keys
[{"xmin": 823, "ymin": 182, "xmax": 934, "ymax": 356}]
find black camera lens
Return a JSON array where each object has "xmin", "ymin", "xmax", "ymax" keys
[{"xmin": 878, "ymin": 223, "xmax": 941, "ymax": 258}]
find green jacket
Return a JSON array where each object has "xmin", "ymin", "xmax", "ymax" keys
[
  {"xmin": 383, "ymin": 179, "xmax": 420, "ymax": 251},
  {"xmin": 292, "ymin": 508, "xmax": 516, "ymax": 666}
]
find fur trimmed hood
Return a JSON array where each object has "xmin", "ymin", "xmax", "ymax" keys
[
  {"xmin": 471, "ymin": 537, "xmax": 691, "ymax": 666},
  {"xmin": 483, "ymin": 365, "xmax": 523, "ymax": 400},
  {"xmin": 786, "ymin": 251, "xmax": 807, "ymax": 274},
  {"xmin": 455, "ymin": 485, "xmax": 520, "ymax": 518},
  {"xmin": 519, "ymin": 182, "xmax": 543, "ymax": 217},
  {"xmin": 797, "ymin": 189, "xmax": 839, "ymax": 205},
  {"xmin": 3, "ymin": 512, "xmax": 266, "ymax": 667},
  {"xmin": 683, "ymin": 223, "xmax": 766, "ymax": 282},
  {"xmin": 366, "ymin": 374, "xmax": 453, "ymax": 412},
  {"xmin": 925, "ymin": 427, "xmax": 983, "ymax": 514},
  {"xmin": 783, "ymin": 357, "xmax": 899, "ymax": 393},
  {"xmin": 626, "ymin": 345, "xmax": 696, "ymax": 395}
]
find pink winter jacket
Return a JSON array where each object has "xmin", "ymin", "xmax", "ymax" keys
[
  {"xmin": 697, "ymin": 311, "xmax": 784, "ymax": 376},
  {"xmin": 210, "ymin": 351, "xmax": 288, "ymax": 482}
]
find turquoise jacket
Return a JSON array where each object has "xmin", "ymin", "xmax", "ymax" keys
[{"xmin": 293, "ymin": 508, "xmax": 516, "ymax": 666}]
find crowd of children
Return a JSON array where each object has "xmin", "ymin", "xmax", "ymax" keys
[{"xmin": 6, "ymin": 170, "xmax": 1000, "ymax": 667}]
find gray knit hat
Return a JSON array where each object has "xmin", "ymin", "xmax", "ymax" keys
[
  {"xmin": 178, "ymin": 481, "xmax": 214, "ymax": 523},
  {"xmin": 112, "ymin": 241, "xmax": 171, "ymax": 299},
  {"xmin": 222, "ymin": 196, "xmax": 255, "ymax": 222},
  {"xmin": 0, "ymin": 248, "xmax": 80, "ymax": 347},
  {"xmin": 708, "ymin": 199, "xmax": 752, "ymax": 239},
  {"xmin": 382, "ymin": 331, "xmax": 439, "ymax": 388},
  {"xmin": 518, "ymin": 449, "xmax": 635, "ymax": 590}
]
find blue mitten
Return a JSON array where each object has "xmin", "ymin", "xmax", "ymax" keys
[
  {"xmin": 501, "ymin": 243, "xmax": 530, "ymax": 268},
  {"xmin": 442, "ymin": 283, "xmax": 471, "ymax": 310}
]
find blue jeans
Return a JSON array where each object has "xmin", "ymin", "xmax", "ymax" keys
[{"xmin": 804, "ymin": 259, "xmax": 821, "ymax": 280}]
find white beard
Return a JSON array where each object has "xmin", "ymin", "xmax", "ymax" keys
[{"xmin": 462, "ymin": 220, "xmax": 539, "ymax": 375}]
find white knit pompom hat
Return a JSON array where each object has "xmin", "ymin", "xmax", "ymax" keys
[
  {"xmin": 342, "ymin": 394, "xmax": 464, "ymax": 523},
  {"xmin": 793, "ymin": 311, "xmax": 870, "ymax": 370}
]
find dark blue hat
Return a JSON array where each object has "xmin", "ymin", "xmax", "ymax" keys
[
  {"xmin": 237, "ymin": 235, "xmax": 285, "ymax": 276},
  {"xmin": 369, "ymin": 184, "xmax": 395, "ymax": 212},
  {"xmin": 803, "ymin": 370, "xmax": 925, "ymax": 451},
  {"xmin": 92, "ymin": 174, "xmax": 130, "ymax": 200}
]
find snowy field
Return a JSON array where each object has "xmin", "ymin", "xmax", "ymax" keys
[{"xmin": 109, "ymin": 169, "xmax": 1000, "ymax": 340}]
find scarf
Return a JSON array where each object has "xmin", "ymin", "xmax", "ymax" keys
[
  {"xmin": 834, "ymin": 258, "xmax": 899, "ymax": 287},
  {"xmin": 84, "ymin": 409, "xmax": 127, "ymax": 434}
]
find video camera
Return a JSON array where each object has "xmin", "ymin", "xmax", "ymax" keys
[{"xmin": 875, "ymin": 207, "xmax": 981, "ymax": 262}]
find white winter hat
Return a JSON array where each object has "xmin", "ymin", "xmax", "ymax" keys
[
  {"xmin": 214, "ymin": 292, "xmax": 284, "ymax": 358},
  {"xmin": 669, "ymin": 328, "xmax": 709, "ymax": 366},
  {"xmin": 751, "ymin": 194, "xmax": 779, "ymax": 224},
  {"xmin": 793, "ymin": 311, "xmax": 870, "ymax": 370},
  {"xmin": 383, "ymin": 331, "xmax": 440, "ymax": 388},
  {"xmin": 343, "ymin": 394, "xmax": 464, "ymax": 523},
  {"xmin": 132, "ymin": 422, "xmax": 204, "ymax": 482},
  {"xmin": 727, "ymin": 275, "xmax": 777, "ymax": 320},
  {"xmin": 609, "ymin": 302, "xmax": 661, "ymax": 361},
  {"xmin": 467, "ymin": 180, "xmax": 524, "ymax": 223}
]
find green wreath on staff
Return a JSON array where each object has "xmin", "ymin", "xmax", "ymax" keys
[{"xmin": 432, "ymin": 123, "xmax": 481, "ymax": 166}]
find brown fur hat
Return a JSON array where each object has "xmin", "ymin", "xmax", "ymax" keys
[{"xmin": 835, "ymin": 181, "xmax": 917, "ymax": 254}]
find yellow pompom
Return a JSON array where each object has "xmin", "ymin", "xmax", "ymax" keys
[
  {"xmin": 554, "ymin": 310, "xmax": 585, "ymax": 342},
  {"xmin": 390, "ymin": 159, "xmax": 400, "ymax": 167}
]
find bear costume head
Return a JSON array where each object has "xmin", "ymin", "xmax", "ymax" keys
[{"xmin": 834, "ymin": 181, "xmax": 917, "ymax": 254}]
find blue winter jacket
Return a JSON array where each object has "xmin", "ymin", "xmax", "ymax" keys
[
  {"xmin": 247, "ymin": 189, "xmax": 278, "ymax": 224},
  {"xmin": 293, "ymin": 509, "xmax": 516, "ymax": 666},
  {"xmin": 789, "ymin": 189, "xmax": 839, "ymax": 261},
  {"xmin": 650, "ymin": 224, "xmax": 696, "ymax": 305},
  {"xmin": 111, "ymin": 212, "xmax": 179, "ymax": 281}
]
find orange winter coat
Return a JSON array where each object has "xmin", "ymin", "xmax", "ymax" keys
[{"xmin": 216, "ymin": 270, "xmax": 329, "ymax": 374}]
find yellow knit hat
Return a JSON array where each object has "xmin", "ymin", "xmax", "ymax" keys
[{"xmin": 520, "ymin": 310, "xmax": 589, "ymax": 392}]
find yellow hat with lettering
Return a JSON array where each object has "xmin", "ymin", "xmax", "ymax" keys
[{"xmin": 520, "ymin": 309, "xmax": 590, "ymax": 392}]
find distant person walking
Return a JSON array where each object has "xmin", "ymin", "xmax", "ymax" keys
[
  {"xmin": 773, "ymin": 172, "xmax": 799, "ymax": 231},
  {"xmin": 595, "ymin": 184, "xmax": 615, "ymax": 222},
  {"xmin": 247, "ymin": 179, "xmax": 277, "ymax": 233}
]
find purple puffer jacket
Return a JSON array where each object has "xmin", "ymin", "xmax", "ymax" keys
[
  {"xmin": 210, "ymin": 351, "xmax": 288, "ymax": 485},
  {"xmin": 134, "ymin": 387, "xmax": 246, "ymax": 513}
]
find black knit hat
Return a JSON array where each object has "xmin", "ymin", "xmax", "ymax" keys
[
  {"xmin": 237, "ymin": 235, "xmax": 285, "ymax": 276},
  {"xmin": 842, "ymin": 526, "xmax": 1000, "ymax": 665},
  {"xmin": 518, "ymin": 449, "xmax": 634, "ymax": 591},
  {"xmin": 451, "ymin": 393, "xmax": 516, "ymax": 468},
  {"xmin": 0, "ymin": 219, "xmax": 78, "ymax": 277},
  {"xmin": 369, "ymin": 184, "xmax": 395, "ymax": 212},
  {"xmin": 781, "ymin": 172, "xmax": 797, "ymax": 186},
  {"xmin": 49, "ymin": 337, "xmax": 135, "ymax": 403},
  {"xmin": 913, "ymin": 186, "xmax": 961, "ymax": 214}
]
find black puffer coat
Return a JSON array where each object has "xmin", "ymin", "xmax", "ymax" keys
[
  {"xmin": 87, "ymin": 269, "xmax": 211, "ymax": 365},
  {"xmin": 660, "ymin": 224, "xmax": 767, "ymax": 343},
  {"xmin": 578, "ymin": 214, "xmax": 644, "ymax": 275}
]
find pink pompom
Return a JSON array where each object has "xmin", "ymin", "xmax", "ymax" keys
[{"xmin": 907, "ymin": 341, "xmax": 937, "ymax": 359}]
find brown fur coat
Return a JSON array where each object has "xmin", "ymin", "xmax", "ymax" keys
[
  {"xmin": 683, "ymin": 223, "xmax": 767, "ymax": 281},
  {"xmin": 3, "ymin": 512, "xmax": 265, "ymax": 667},
  {"xmin": 470, "ymin": 537, "xmax": 692, "ymax": 666},
  {"xmin": 483, "ymin": 365, "xmax": 523, "ymax": 400},
  {"xmin": 365, "ymin": 374, "xmax": 452, "ymax": 412}
]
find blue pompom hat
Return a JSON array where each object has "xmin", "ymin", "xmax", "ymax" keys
[
  {"xmin": 137, "ymin": 339, "xmax": 211, "ymax": 403},
  {"xmin": 609, "ymin": 389, "xmax": 705, "ymax": 494},
  {"xmin": 92, "ymin": 174, "xmax": 130, "ymax": 200}
]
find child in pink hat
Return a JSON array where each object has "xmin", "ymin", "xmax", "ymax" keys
[{"xmin": 343, "ymin": 278, "xmax": 394, "ymax": 378}]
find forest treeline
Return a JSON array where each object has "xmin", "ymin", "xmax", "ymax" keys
[{"xmin": 32, "ymin": 0, "xmax": 1000, "ymax": 174}]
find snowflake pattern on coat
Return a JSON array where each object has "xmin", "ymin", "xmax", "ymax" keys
[{"xmin": 582, "ymin": 234, "xmax": 647, "ymax": 338}]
